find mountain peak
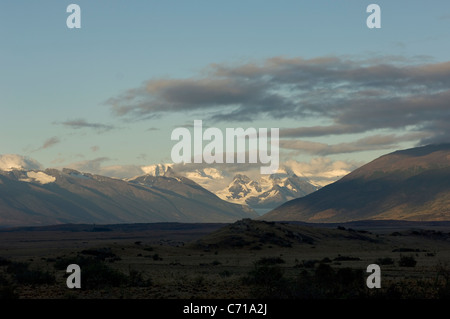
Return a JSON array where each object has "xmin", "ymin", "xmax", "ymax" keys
[
  {"xmin": 217, "ymin": 171, "xmax": 318, "ymax": 211},
  {"xmin": 261, "ymin": 144, "xmax": 450, "ymax": 223},
  {"xmin": 232, "ymin": 174, "xmax": 252, "ymax": 183},
  {"xmin": 344, "ymin": 143, "xmax": 450, "ymax": 182},
  {"xmin": 141, "ymin": 163, "xmax": 174, "ymax": 177}
]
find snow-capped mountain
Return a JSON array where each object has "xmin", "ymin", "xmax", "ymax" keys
[
  {"xmin": 141, "ymin": 163, "xmax": 174, "ymax": 176},
  {"xmin": 137, "ymin": 163, "xmax": 320, "ymax": 212},
  {"xmin": 216, "ymin": 172, "xmax": 319, "ymax": 212},
  {"xmin": 262, "ymin": 144, "xmax": 450, "ymax": 223},
  {"xmin": 0, "ymin": 163, "xmax": 257, "ymax": 227}
]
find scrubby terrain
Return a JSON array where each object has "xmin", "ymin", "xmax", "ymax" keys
[{"xmin": 2, "ymin": 219, "xmax": 450, "ymax": 299}]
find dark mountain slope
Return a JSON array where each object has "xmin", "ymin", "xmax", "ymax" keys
[
  {"xmin": 261, "ymin": 144, "xmax": 450, "ymax": 222},
  {"xmin": 0, "ymin": 168, "xmax": 257, "ymax": 227}
]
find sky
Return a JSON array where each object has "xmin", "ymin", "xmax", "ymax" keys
[{"xmin": 1, "ymin": 1, "xmax": 449, "ymax": 184}]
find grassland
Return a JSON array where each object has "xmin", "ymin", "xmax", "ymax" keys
[{"xmin": 2, "ymin": 219, "xmax": 450, "ymax": 299}]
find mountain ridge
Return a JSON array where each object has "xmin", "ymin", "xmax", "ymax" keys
[
  {"xmin": 0, "ymin": 167, "xmax": 257, "ymax": 227},
  {"xmin": 216, "ymin": 172, "xmax": 319, "ymax": 211},
  {"xmin": 260, "ymin": 144, "xmax": 450, "ymax": 223}
]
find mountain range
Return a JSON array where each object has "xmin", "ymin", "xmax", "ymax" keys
[
  {"xmin": 0, "ymin": 167, "xmax": 257, "ymax": 227},
  {"xmin": 261, "ymin": 144, "xmax": 450, "ymax": 223},
  {"xmin": 141, "ymin": 164, "xmax": 319, "ymax": 213},
  {"xmin": 2, "ymin": 143, "xmax": 449, "ymax": 227},
  {"xmin": 215, "ymin": 173, "xmax": 318, "ymax": 212}
]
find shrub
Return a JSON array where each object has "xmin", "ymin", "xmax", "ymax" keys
[
  {"xmin": 314, "ymin": 263, "xmax": 335, "ymax": 286},
  {"xmin": 255, "ymin": 257, "xmax": 285, "ymax": 266},
  {"xmin": 375, "ymin": 257, "xmax": 395, "ymax": 265},
  {"xmin": 80, "ymin": 248, "xmax": 120, "ymax": 262},
  {"xmin": 78, "ymin": 259, "xmax": 128, "ymax": 289},
  {"xmin": 333, "ymin": 255, "xmax": 361, "ymax": 261},
  {"xmin": 293, "ymin": 265, "xmax": 367, "ymax": 299},
  {"xmin": 55, "ymin": 255, "xmax": 129, "ymax": 289},
  {"xmin": 15, "ymin": 269, "xmax": 55, "ymax": 285},
  {"xmin": 0, "ymin": 285, "xmax": 18, "ymax": 299},
  {"xmin": 152, "ymin": 253, "xmax": 162, "ymax": 261},
  {"xmin": 7, "ymin": 262, "xmax": 55, "ymax": 285},
  {"xmin": 219, "ymin": 270, "xmax": 232, "ymax": 278},
  {"xmin": 128, "ymin": 269, "xmax": 152, "ymax": 287},
  {"xmin": 242, "ymin": 261, "xmax": 289, "ymax": 298},
  {"xmin": 301, "ymin": 259, "xmax": 318, "ymax": 268},
  {"xmin": 6, "ymin": 262, "xmax": 29, "ymax": 274},
  {"xmin": 0, "ymin": 257, "xmax": 11, "ymax": 266},
  {"xmin": 399, "ymin": 255, "xmax": 417, "ymax": 267}
]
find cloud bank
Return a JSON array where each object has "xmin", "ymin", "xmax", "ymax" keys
[
  {"xmin": 106, "ymin": 55, "xmax": 450, "ymax": 147},
  {"xmin": 56, "ymin": 119, "xmax": 116, "ymax": 132},
  {"xmin": 0, "ymin": 154, "xmax": 44, "ymax": 171}
]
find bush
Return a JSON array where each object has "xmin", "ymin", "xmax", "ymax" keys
[
  {"xmin": 314, "ymin": 263, "xmax": 335, "ymax": 286},
  {"xmin": 301, "ymin": 259, "xmax": 318, "ymax": 268},
  {"xmin": 0, "ymin": 285, "xmax": 18, "ymax": 299},
  {"xmin": 255, "ymin": 257, "xmax": 285, "ymax": 266},
  {"xmin": 333, "ymin": 255, "xmax": 361, "ymax": 261},
  {"xmin": 151, "ymin": 253, "xmax": 162, "ymax": 261},
  {"xmin": 242, "ymin": 262, "xmax": 288, "ymax": 298},
  {"xmin": 6, "ymin": 262, "xmax": 29, "ymax": 274},
  {"xmin": 15, "ymin": 269, "xmax": 55, "ymax": 285},
  {"xmin": 6, "ymin": 262, "xmax": 55, "ymax": 285},
  {"xmin": 128, "ymin": 269, "xmax": 152, "ymax": 287},
  {"xmin": 80, "ymin": 248, "xmax": 120, "ymax": 262},
  {"xmin": 77, "ymin": 258, "xmax": 128, "ymax": 289},
  {"xmin": 399, "ymin": 255, "xmax": 417, "ymax": 267},
  {"xmin": 293, "ymin": 265, "xmax": 366, "ymax": 299},
  {"xmin": 56, "ymin": 254, "xmax": 154, "ymax": 289},
  {"xmin": 219, "ymin": 270, "xmax": 232, "ymax": 278},
  {"xmin": 0, "ymin": 257, "xmax": 11, "ymax": 266},
  {"xmin": 375, "ymin": 257, "xmax": 395, "ymax": 265}
]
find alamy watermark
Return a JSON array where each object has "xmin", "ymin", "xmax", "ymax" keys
[
  {"xmin": 66, "ymin": 264, "xmax": 81, "ymax": 289},
  {"xmin": 171, "ymin": 120, "xmax": 279, "ymax": 174}
]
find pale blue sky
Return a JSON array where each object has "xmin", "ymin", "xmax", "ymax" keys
[{"xmin": 1, "ymin": 1, "xmax": 449, "ymax": 177}]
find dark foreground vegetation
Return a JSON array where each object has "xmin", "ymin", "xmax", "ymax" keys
[{"xmin": 2, "ymin": 220, "xmax": 450, "ymax": 299}]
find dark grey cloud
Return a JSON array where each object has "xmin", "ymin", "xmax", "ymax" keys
[
  {"xmin": 57, "ymin": 119, "xmax": 116, "ymax": 132},
  {"xmin": 280, "ymin": 132, "xmax": 432, "ymax": 156},
  {"xmin": 66, "ymin": 157, "xmax": 111, "ymax": 172},
  {"xmin": 42, "ymin": 137, "xmax": 60, "ymax": 149},
  {"xmin": 106, "ymin": 55, "xmax": 450, "ymax": 145},
  {"xmin": 33, "ymin": 136, "xmax": 60, "ymax": 152},
  {"xmin": 280, "ymin": 124, "xmax": 365, "ymax": 138}
]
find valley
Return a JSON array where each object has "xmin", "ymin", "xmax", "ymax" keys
[{"xmin": 2, "ymin": 219, "xmax": 450, "ymax": 299}]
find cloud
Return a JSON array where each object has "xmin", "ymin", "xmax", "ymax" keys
[
  {"xmin": 63, "ymin": 157, "xmax": 146, "ymax": 179},
  {"xmin": 64, "ymin": 157, "xmax": 111, "ymax": 173},
  {"xmin": 0, "ymin": 154, "xmax": 43, "ymax": 171},
  {"xmin": 33, "ymin": 137, "xmax": 60, "ymax": 152},
  {"xmin": 280, "ymin": 132, "xmax": 431, "ymax": 156},
  {"xmin": 42, "ymin": 137, "xmax": 60, "ymax": 149},
  {"xmin": 56, "ymin": 119, "xmax": 116, "ymax": 132},
  {"xmin": 58, "ymin": 153, "xmax": 360, "ymax": 190},
  {"xmin": 282, "ymin": 158, "xmax": 361, "ymax": 186},
  {"xmin": 280, "ymin": 124, "xmax": 365, "ymax": 138},
  {"xmin": 105, "ymin": 55, "xmax": 450, "ymax": 147}
]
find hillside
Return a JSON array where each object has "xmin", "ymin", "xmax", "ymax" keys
[
  {"xmin": 192, "ymin": 218, "xmax": 379, "ymax": 250},
  {"xmin": 261, "ymin": 144, "xmax": 450, "ymax": 223},
  {"xmin": 0, "ymin": 168, "xmax": 257, "ymax": 227}
]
